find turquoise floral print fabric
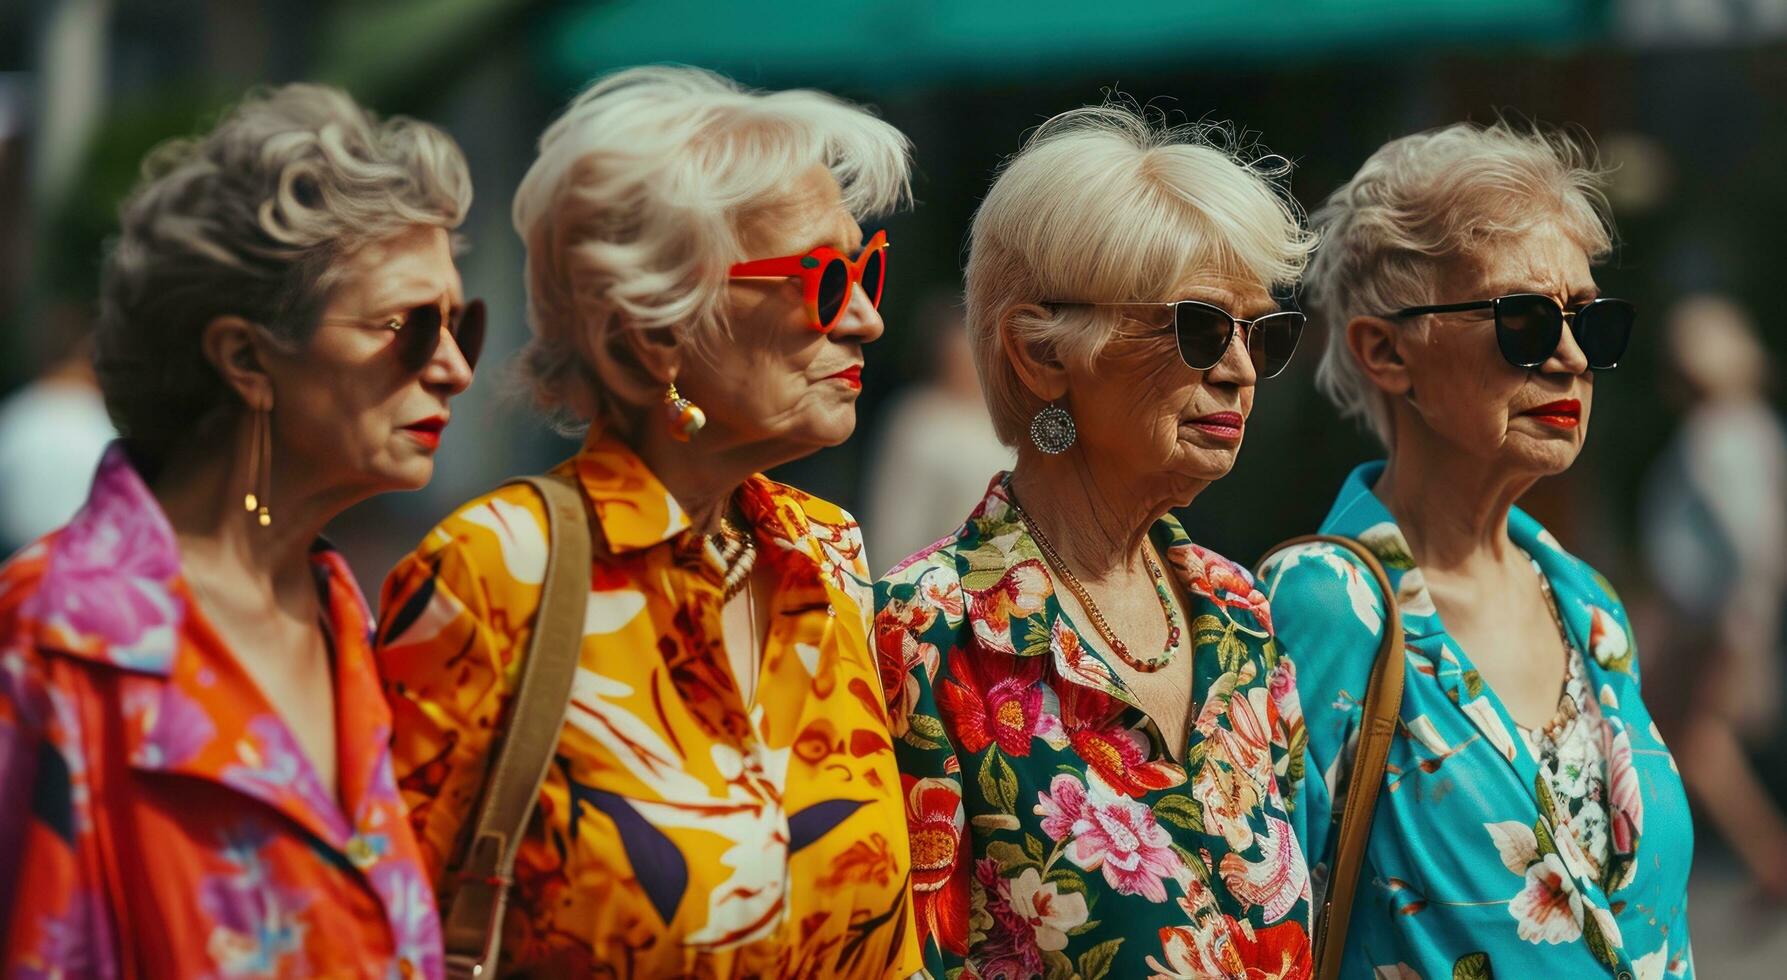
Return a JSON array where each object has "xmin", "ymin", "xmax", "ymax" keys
[
  {"xmin": 875, "ymin": 476, "xmax": 1313, "ymax": 980},
  {"xmin": 1260, "ymin": 462, "xmax": 1694, "ymax": 980}
]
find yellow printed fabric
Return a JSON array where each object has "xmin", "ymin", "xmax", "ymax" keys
[{"xmin": 375, "ymin": 434, "xmax": 922, "ymax": 978}]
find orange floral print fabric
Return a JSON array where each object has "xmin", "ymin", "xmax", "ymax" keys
[{"xmin": 376, "ymin": 434, "xmax": 922, "ymax": 978}]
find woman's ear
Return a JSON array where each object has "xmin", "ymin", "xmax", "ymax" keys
[
  {"xmin": 597, "ymin": 317, "xmax": 683, "ymax": 409},
  {"xmin": 1346, "ymin": 314, "xmax": 1414, "ymax": 398},
  {"xmin": 200, "ymin": 316, "xmax": 274, "ymax": 411},
  {"xmin": 998, "ymin": 303, "xmax": 1069, "ymax": 404}
]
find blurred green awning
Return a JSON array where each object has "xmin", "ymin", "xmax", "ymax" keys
[{"xmin": 540, "ymin": 0, "xmax": 1610, "ymax": 91}]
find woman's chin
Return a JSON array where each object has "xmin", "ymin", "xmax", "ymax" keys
[
  {"xmin": 801, "ymin": 410, "xmax": 859, "ymax": 450},
  {"xmin": 1173, "ymin": 441, "xmax": 1240, "ymax": 481},
  {"xmin": 1500, "ymin": 432, "xmax": 1585, "ymax": 476},
  {"xmin": 376, "ymin": 458, "xmax": 435, "ymax": 492}
]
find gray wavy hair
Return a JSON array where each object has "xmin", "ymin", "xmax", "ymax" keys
[
  {"xmin": 96, "ymin": 82, "xmax": 472, "ymax": 464},
  {"xmin": 1306, "ymin": 120, "xmax": 1614, "ymax": 445}
]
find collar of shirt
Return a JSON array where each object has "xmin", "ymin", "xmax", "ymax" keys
[
  {"xmin": 569, "ymin": 431, "xmax": 847, "ymax": 586},
  {"xmin": 20, "ymin": 442, "xmax": 374, "ymax": 676},
  {"xmin": 1318, "ymin": 460, "xmax": 1624, "ymax": 661},
  {"xmin": 10, "ymin": 441, "xmax": 441, "ymax": 971},
  {"xmin": 1317, "ymin": 459, "xmax": 1650, "ymax": 941},
  {"xmin": 950, "ymin": 472, "xmax": 1277, "ymax": 715}
]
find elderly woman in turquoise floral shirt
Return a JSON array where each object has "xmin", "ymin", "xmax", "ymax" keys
[
  {"xmin": 1262, "ymin": 122, "xmax": 1692, "ymax": 980},
  {"xmin": 875, "ymin": 102, "xmax": 1317, "ymax": 979}
]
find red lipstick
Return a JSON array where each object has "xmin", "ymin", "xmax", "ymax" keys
[
  {"xmin": 1521, "ymin": 399, "xmax": 1581, "ymax": 430},
  {"xmin": 1186, "ymin": 411, "xmax": 1245, "ymax": 442},
  {"xmin": 401, "ymin": 415, "xmax": 448, "ymax": 450},
  {"xmin": 824, "ymin": 365, "xmax": 863, "ymax": 390}
]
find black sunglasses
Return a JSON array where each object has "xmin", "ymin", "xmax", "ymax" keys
[
  {"xmin": 323, "ymin": 299, "xmax": 487, "ymax": 373},
  {"xmin": 1385, "ymin": 293, "xmax": 1634, "ymax": 370},
  {"xmin": 1044, "ymin": 299, "xmax": 1307, "ymax": 379}
]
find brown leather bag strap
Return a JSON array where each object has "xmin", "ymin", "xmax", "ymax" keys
[
  {"xmin": 1259, "ymin": 533, "xmax": 1404, "ymax": 980},
  {"xmin": 442, "ymin": 474, "xmax": 590, "ymax": 979}
]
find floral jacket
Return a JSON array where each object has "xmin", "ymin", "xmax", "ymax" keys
[
  {"xmin": 876, "ymin": 476, "xmax": 1313, "ymax": 980},
  {"xmin": 0, "ymin": 445, "xmax": 443, "ymax": 978},
  {"xmin": 376, "ymin": 434, "xmax": 922, "ymax": 978},
  {"xmin": 1260, "ymin": 462, "xmax": 1694, "ymax": 980}
]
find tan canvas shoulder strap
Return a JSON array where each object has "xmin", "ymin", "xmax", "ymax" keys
[
  {"xmin": 1259, "ymin": 533, "xmax": 1404, "ymax": 980},
  {"xmin": 442, "ymin": 474, "xmax": 591, "ymax": 979}
]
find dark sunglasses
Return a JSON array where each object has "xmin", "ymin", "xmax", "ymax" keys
[
  {"xmin": 728, "ymin": 230, "xmax": 889, "ymax": 333},
  {"xmin": 322, "ymin": 298, "xmax": 487, "ymax": 373},
  {"xmin": 1385, "ymin": 293, "xmax": 1634, "ymax": 370},
  {"xmin": 1044, "ymin": 299, "xmax": 1308, "ymax": 379}
]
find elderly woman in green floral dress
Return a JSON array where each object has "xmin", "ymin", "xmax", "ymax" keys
[{"xmin": 876, "ymin": 101, "xmax": 1316, "ymax": 980}]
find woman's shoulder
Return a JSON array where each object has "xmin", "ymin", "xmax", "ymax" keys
[
  {"xmin": 1, "ymin": 533, "xmax": 57, "ymax": 608},
  {"xmin": 753, "ymin": 478, "xmax": 876, "ymax": 590},
  {"xmin": 872, "ymin": 527, "xmax": 971, "ymax": 655},
  {"xmin": 1161, "ymin": 537, "xmax": 1276, "ymax": 634},
  {"xmin": 875, "ymin": 522, "xmax": 967, "ymax": 595},
  {"xmin": 385, "ymin": 478, "xmax": 560, "ymax": 616},
  {"xmin": 757, "ymin": 478, "xmax": 866, "ymax": 550},
  {"xmin": 1515, "ymin": 513, "xmax": 1631, "ymax": 615},
  {"xmin": 1256, "ymin": 536, "xmax": 1391, "ymax": 654},
  {"xmin": 0, "ymin": 534, "xmax": 94, "ymax": 725}
]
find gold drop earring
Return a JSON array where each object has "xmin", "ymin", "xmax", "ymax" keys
[
  {"xmin": 664, "ymin": 382, "xmax": 705, "ymax": 442},
  {"xmin": 242, "ymin": 405, "xmax": 272, "ymax": 527}
]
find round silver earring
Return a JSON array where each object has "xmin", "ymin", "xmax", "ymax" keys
[{"xmin": 1029, "ymin": 402, "xmax": 1077, "ymax": 455}]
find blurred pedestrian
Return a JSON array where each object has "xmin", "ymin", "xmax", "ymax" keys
[
  {"xmin": 1640, "ymin": 293, "xmax": 1787, "ymax": 897},
  {"xmin": 862, "ymin": 291, "xmax": 1012, "ymax": 574},
  {"xmin": 0, "ymin": 326, "xmax": 113, "ymax": 553}
]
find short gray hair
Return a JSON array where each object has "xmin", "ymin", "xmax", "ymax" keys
[
  {"xmin": 97, "ymin": 83, "xmax": 472, "ymax": 464},
  {"xmin": 511, "ymin": 65, "xmax": 912, "ymax": 434},
  {"xmin": 965, "ymin": 102, "xmax": 1314, "ymax": 446},
  {"xmin": 1307, "ymin": 120, "xmax": 1614, "ymax": 444}
]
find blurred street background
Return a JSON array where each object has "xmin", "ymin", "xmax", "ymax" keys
[{"xmin": 3, "ymin": 2, "xmax": 1786, "ymax": 973}]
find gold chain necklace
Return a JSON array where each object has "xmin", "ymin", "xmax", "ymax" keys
[{"xmin": 1009, "ymin": 494, "xmax": 1183, "ymax": 673}]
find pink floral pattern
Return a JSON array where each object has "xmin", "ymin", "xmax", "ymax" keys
[
  {"xmin": 878, "ymin": 475, "xmax": 1311, "ymax": 979},
  {"xmin": 1036, "ymin": 773, "xmax": 1187, "ymax": 902},
  {"xmin": 0, "ymin": 445, "xmax": 444, "ymax": 978}
]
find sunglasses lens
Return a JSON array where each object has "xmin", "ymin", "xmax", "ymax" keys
[
  {"xmin": 1575, "ymin": 299, "xmax": 1635, "ymax": 369},
  {"xmin": 1249, "ymin": 312, "xmax": 1307, "ymax": 379},
  {"xmin": 1495, "ymin": 294, "xmax": 1563, "ymax": 366},
  {"xmin": 453, "ymin": 300, "xmax": 487, "ymax": 371},
  {"xmin": 1174, "ymin": 303, "xmax": 1235, "ymax": 370},
  {"xmin": 401, "ymin": 304, "xmax": 444, "ymax": 372},
  {"xmin": 860, "ymin": 248, "xmax": 886, "ymax": 309},
  {"xmin": 816, "ymin": 258, "xmax": 850, "ymax": 330}
]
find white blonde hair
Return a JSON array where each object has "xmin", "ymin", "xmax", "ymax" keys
[
  {"xmin": 512, "ymin": 65, "xmax": 912, "ymax": 432},
  {"xmin": 964, "ymin": 102, "xmax": 1314, "ymax": 446},
  {"xmin": 1307, "ymin": 120, "xmax": 1615, "ymax": 444}
]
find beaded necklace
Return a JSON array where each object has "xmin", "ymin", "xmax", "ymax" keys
[{"xmin": 1009, "ymin": 494, "xmax": 1183, "ymax": 673}]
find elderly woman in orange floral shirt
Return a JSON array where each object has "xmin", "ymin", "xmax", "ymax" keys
[
  {"xmin": 0, "ymin": 85, "xmax": 478, "ymax": 977},
  {"xmin": 877, "ymin": 102, "xmax": 1316, "ymax": 979},
  {"xmin": 374, "ymin": 67, "xmax": 921, "ymax": 978}
]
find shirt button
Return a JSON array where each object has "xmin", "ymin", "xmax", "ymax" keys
[
  {"xmin": 345, "ymin": 836, "xmax": 378, "ymax": 870},
  {"xmin": 826, "ymin": 604, "xmax": 836, "ymax": 617},
  {"xmin": 1616, "ymin": 971, "xmax": 1633, "ymax": 980}
]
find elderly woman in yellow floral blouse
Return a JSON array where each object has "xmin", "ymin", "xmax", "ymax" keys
[
  {"xmin": 374, "ymin": 67, "xmax": 920, "ymax": 977},
  {"xmin": 876, "ymin": 103, "xmax": 1316, "ymax": 979}
]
